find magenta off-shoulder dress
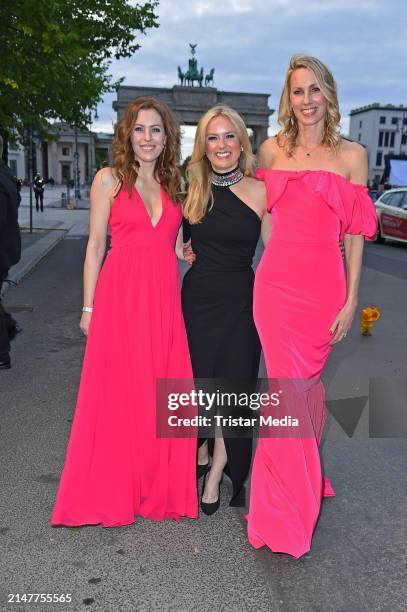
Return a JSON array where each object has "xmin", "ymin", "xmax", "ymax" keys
[
  {"xmin": 247, "ymin": 169, "xmax": 377, "ymax": 558},
  {"xmin": 51, "ymin": 185, "xmax": 197, "ymax": 527}
]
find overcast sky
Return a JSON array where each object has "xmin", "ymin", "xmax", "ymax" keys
[{"xmin": 92, "ymin": 0, "xmax": 407, "ymax": 156}]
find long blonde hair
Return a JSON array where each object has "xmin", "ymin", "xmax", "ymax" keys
[
  {"xmin": 184, "ymin": 105, "xmax": 254, "ymax": 224},
  {"xmin": 112, "ymin": 97, "xmax": 182, "ymax": 202},
  {"xmin": 278, "ymin": 54, "xmax": 341, "ymax": 157}
]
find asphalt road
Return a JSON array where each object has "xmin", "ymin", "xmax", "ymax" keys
[{"xmin": 0, "ymin": 237, "xmax": 406, "ymax": 612}]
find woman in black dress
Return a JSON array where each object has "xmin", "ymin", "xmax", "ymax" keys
[{"xmin": 182, "ymin": 105, "xmax": 269, "ymax": 514}]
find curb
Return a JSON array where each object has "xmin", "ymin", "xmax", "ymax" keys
[{"xmin": 1, "ymin": 230, "xmax": 67, "ymax": 297}]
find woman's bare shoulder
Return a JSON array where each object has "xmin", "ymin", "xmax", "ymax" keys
[
  {"xmin": 245, "ymin": 175, "xmax": 266, "ymax": 191},
  {"xmin": 258, "ymin": 136, "xmax": 280, "ymax": 154},
  {"xmin": 243, "ymin": 177, "xmax": 267, "ymax": 206},
  {"xmin": 257, "ymin": 136, "xmax": 282, "ymax": 168},
  {"xmin": 339, "ymin": 138, "xmax": 367, "ymax": 163},
  {"xmin": 339, "ymin": 138, "xmax": 368, "ymax": 183},
  {"xmin": 94, "ymin": 166, "xmax": 118, "ymax": 187}
]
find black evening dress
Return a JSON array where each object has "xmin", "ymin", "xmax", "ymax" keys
[{"xmin": 181, "ymin": 183, "xmax": 261, "ymax": 506}]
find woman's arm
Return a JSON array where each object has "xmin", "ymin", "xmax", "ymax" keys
[
  {"xmin": 79, "ymin": 168, "xmax": 114, "ymax": 336},
  {"xmin": 261, "ymin": 212, "xmax": 272, "ymax": 247},
  {"xmin": 329, "ymin": 145, "xmax": 368, "ymax": 344},
  {"xmin": 176, "ymin": 224, "xmax": 196, "ymax": 266},
  {"xmin": 175, "ymin": 225, "xmax": 185, "ymax": 260}
]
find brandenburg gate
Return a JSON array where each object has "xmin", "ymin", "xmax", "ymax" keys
[{"xmin": 113, "ymin": 45, "xmax": 273, "ymax": 152}]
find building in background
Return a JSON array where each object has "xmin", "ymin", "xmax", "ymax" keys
[
  {"xmin": 349, "ymin": 103, "xmax": 407, "ymax": 187},
  {"xmin": 114, "ymin": 45, "xmax": 273, "ymax": 155},
  {"xmin": 6, "ymin": 124, "xmax": 114, "ymax": 184},
  {"xmin": 8, "ymin": 142, "xmax": 25, "ymax": 178},
  {"xmin": 94, "ymin": 132, "xmax": 113, "ymax": 170},
  {"xmin": 38, "ymin": 123, "xmax": 113, "ymax": 185}
]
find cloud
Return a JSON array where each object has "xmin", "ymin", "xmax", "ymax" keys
[{"xmin": 93, "ymin": 0, "xmax": 407, "ymax": 142}]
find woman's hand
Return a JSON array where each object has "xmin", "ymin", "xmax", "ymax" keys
[
  {"xmin": 79, "ymin": 312, "xmax": 92, "ymax": 336},
  {"xmin": 329, "ymin": 300, "xmax": 357, "ymax": 345},
  {"xmin": 183, "ymin": 240, "xmax": 196, "ymax": 266}
]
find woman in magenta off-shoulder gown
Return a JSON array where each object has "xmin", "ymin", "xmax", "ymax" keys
[
  {"xmin": 247, "ymin": 56, "xmax": 377, "ymax": 558},
  {"xmin": 51, "ymin": 98, "xmax": 197, "ymax": 527}
]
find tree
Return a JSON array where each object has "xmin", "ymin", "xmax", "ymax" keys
[
  {"xmin": 181, "ymin": 155, "xmax": 191, "ymax": 182},
  {"xmin": 0, "ymin": 0, "xmax": 159, "ymax": 143}
]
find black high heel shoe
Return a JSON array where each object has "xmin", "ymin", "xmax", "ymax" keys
[
  {"xmin": 200, "ymin": 470, "xmax": 223, "ymax": 516},
  {"xmin": 196, "ymin": 462, "xmax": 209, "ymax": 479}
]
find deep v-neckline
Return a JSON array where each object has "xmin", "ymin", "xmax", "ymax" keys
[{"xmin": 135, "ymin": 184, "xmax": 165, "ymax": 229}]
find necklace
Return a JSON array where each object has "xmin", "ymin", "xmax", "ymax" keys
[
  {"xmin": 296, "ymin": 142, "xmax": 322, "ymax": 158},
  {"xmin": 211, "ymin": 165, "xmax": 244, "ymax": 187}
]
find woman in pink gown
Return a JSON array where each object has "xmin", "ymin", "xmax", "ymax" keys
[
  {"xmin": 247, "ymin": 55, "xmax": 377, "ymax": 557},
  {"xmin": 51, "ymin": 98, "xmax": 197, "ymax": 527}
]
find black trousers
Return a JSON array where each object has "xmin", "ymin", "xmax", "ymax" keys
[
  {"xmin": 35, "ymin": 190, "xmax": 44, "ymax": 211},
  {"xmin": 0, "ymin": 268, "xmax": 17, "ymax": 360}
]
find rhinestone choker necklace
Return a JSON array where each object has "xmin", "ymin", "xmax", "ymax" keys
[{"xmin": 211, "ymin": 165, "xmax": 244, "ymax": 187}]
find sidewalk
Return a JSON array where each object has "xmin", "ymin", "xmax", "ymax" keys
[
  {"xmin": 19, "ymin": 184, "xmax": 90, "ymax": 210},
  {"xmin": 1, "ymin": 195, "xmax": 90, "ymax": 297}
]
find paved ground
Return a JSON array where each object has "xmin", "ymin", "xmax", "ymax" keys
[
  {"xmin": 19, "ymin": 185, "xmax": 90, "ymax": 211},
  {"xmin": 0, "ymin": 235, "xmax": 406, "ymax": 612},
  {"xmin": 1, "ymin": 195, "xmax": 89, "ymax": 298}
]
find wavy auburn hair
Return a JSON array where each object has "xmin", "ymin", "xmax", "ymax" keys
[
  {"xmin": 278, "ymin": 54, "xmax": 341, "ymax": 157},
  {"xmin": 112, "ymin": 97, "xmax": 182, "ymax": 202},
  {"xmin": 184, "ymin": 105, "xmax": 254, "ymax": 224}
]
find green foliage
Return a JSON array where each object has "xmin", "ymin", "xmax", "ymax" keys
[
  {"xmin": 95, "ymin": 147, "xmax": 110, "ymax": 170},
  {"xmin": 181, "ymin": 155, "xmax": 191, "ymax": 181},
  {"xmin": 0, "ymin": 0, "xmax": 159, "ymax": 140}
]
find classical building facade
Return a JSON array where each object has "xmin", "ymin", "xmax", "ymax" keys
[
  {"xmin": 114, "ymin": 85, "xmax": 273, "ymax": 152},
  {"xmin": 7, "ymin": 124, "xmax": 113, "ymax": 184},
  {"xmin": 349, "ymin": 103, "xmax": 407, "ymax": 185},
  {"xmin": 8, "ymin": 142, "xmax": 25, "ymax": 179},
  {"xmin": 38, "ymin": 123, "xmax": 113, "ymax": 184}
]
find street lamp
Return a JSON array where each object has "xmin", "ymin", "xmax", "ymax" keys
[
  {"xmin": 73, "ymin": 125, "xmax": 81, "ymax": 207},
  {"xmin": 24, "ymin": 124, "xmax": 41, "ymax": 232},
  {"xmin": 86, "ymin": 106, "xmax": 99, "ymax": 185}
]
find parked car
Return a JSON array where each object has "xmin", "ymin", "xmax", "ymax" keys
[{"xmin": 374, "ymin": 188, "xmax": 407, "ymax": 244}]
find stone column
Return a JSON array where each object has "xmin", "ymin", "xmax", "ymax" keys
[
  {"xmin": 252, "ymin": 126, "xmax": 269, "ymax": 153},
  {"xmin": 50, "ymin": 140, "xmax": 58, "ymax": 183}
]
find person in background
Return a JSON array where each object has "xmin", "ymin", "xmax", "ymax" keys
[
  {"xmin": 34, "ymin": 173, "xmax": 45, "ymax": 212},
  {"xmin": 0, "ymin": 134, "xmax": 22, "ymax": 369}
]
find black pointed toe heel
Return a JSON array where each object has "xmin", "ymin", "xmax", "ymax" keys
[
  {"xmin": 200, "ymin": 471, "xmax": 223, "ymax": 516},
  {"xmin": 196, "ymin": 462, "xmax": 209, "ymax": 479}
]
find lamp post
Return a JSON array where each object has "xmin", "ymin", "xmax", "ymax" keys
[
  {"xmin": 87, "ymin": 107, "xmax": 98, "ymax": 184},
  {"xmin": 25, "ymin": 125, "xmax": 33, "ymax": 234},
  {"xmin": 73, "ymin": 125, "xmax": 80, "ymax": 207}
]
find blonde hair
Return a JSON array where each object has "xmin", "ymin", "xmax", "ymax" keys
[
  {"xmin": 184, "ymin": 105, "xmax": 254, "ymax": 224},
  {"xmin": 278, "ymin": 54, "xmax": 341, "ymax": 157}
]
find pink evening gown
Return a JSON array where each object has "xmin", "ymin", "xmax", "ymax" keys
[
  {"xmin": 51, "ymin": 184, "xmax": 197, "ymax": 527},
  {"xmin": 247, "ymin": 169, "xmax": 377, "ymax": 558}
]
